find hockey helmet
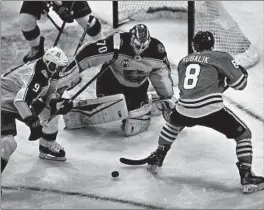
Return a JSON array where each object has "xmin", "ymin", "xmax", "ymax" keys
[
  {"xmin": 43, "ymin": 46, "xmax": 69, "ymax": 75},
  {"xmin": 192, "ymin": 31, "xmax": 215, "ymax": 52},
  {"xmin": 130, "ymin": 24, "xmax": 151, "ymax": 55}
]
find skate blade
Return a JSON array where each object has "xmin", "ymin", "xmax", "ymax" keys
[
  {"xmin": 39, "ymin": 153, "xmax": 66, "ymax": 161},
  {"xmin": 243, "ymin": 183, "xmax": 264, "ymax": 194},
  {"xmin": 147, "ymin": 164, "xmax": 159, "ymax": 175}
]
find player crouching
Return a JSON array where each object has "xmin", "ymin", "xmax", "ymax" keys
[
  {"xmin": 1, "ymin": 47, "xmax": 74, "ymax": 174},
  {"xmin": 62, "ymin": 24, "xmax": 174, "ymax": 136}
]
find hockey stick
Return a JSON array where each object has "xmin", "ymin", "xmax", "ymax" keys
[
  {"xmin": 53, "ymin": 1, "xmax": 75, "ymax": 47},
  {"xmin": 73, "ymin": 21, "xmax": 91, "ymax": 56},
  {"xmin": 44, "ymin": 33, "xmax": 121, "ymax": 125},
  {"xmin": 2, "ymin": 3, "xmax": 72, "ymax": 77},
  {"xmin": 46, "ymin": 13, "xmax": 63, "ymax": 33},
  {"xmin": 119, "ymin": 157, "xmax": 150, "ymax": 165}
]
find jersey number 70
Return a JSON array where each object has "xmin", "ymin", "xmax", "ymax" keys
[{"xmin": 183, "ymin": 64, "xmax": 201, "ymax": 89}]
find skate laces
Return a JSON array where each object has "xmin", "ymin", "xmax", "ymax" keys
[{"xmin": 49, "ymin": 141, "xmax": 64, "ymax": 153}]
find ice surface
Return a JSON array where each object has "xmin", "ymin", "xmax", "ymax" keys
[{"xmin": 1, "ymin": 1, "xmax": 264, "ymax": 209}]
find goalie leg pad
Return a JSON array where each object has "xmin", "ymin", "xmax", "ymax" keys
[
  {"xmin": 123, "ymin": 93, "xmax": 153, "ymax": 136},
  {"xmin": 63, "ymin": 94, "xmax": 128, "ymax": 129}
]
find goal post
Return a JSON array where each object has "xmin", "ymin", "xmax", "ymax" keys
[{"xmin": 112, "ymin": 1, "xmax": 259, "ymax": 68}]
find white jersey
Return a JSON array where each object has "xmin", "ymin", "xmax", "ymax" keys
[{"xmin": 1, "ymin": 59, "xmax": 59, "ymax": 119}]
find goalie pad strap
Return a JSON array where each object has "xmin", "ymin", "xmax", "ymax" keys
[
  {"xmin": 123, "ymin": 93, "xmax": 152, "ymax": 136},
  {"xmin": 63, "ymin": 94, "xmax": 128, "ymax": 129}
]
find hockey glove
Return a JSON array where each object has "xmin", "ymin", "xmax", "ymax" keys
[
  {"xmin": 50, "ymin": 98, "xmax": 73, "ymax": 115},
  {"xmin": 239, "ymin": 65, "xmax": 248, "ymax": 78},
  {"xmin": 157, "ymin": 98, "xmax": 177, "ymax": 123},
  {"xmin": 31, "ymin": 98, "xmax": 46, "ymax": 116},
  {"xmin": 156, "ymin": 97, "xmax": 177, "ymax": 112},
  {"xmin": 40, "ymin": 1, "xmax": 50, "ymax": 14},
  {"xmin": 24, "ymin": 115, "xmax": 43, "ymax": 141},
  {"xmin": 54, "ymin": 6, "xmax": 74, "ymax": 23}
]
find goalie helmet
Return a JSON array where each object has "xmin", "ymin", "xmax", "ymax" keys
[
  {"xmin": 192, "ymin": 31, "xmax": 215, "ymax": 52},
  {"xmin": 130, "ymin": 24, "xmax": 151, "ymax": 55},
  {"xmin": 43, "ymin": 46, "xmax": 69, "ymax": 75}
]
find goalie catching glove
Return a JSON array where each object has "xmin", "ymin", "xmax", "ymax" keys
[
  {"xmin": 49, "ymin": 98, "xmax": 73, "ymax": 115},
  {"xmin": 24, "ymin": 115, "xmax": 43, "ymax": 141}
]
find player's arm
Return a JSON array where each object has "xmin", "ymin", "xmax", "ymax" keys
[
  {"xmin": 14, "ymin": 74, "xmax": 46, "ymax": 119},
  {"xmin": 216, "ymin": 53, "xmax": 248, "ymax": 90},
  {"xmin": 149, "ymin": 53, "xmax": 174, "ymax": 99},
  {"xmin": 44, "ymin": 78, "xmax": 60, "ymax": 106},
  {"xmin": 73, "ymin": 33, "xmax": 119, "ymax": 71},
  {"xmin": 14, "ymin": 72, "xmax": 46, "ymax": 140}
]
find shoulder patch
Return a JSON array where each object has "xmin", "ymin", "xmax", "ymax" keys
[
  {"xmin": 157, "ymin": 43, "xmax": 165, "ymax": 53},
  {"xmin": 121, "ymin": 59, "xmax": 130, "ymax": 67}
]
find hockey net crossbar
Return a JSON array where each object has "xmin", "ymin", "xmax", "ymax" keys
[{"xmin": 113, "ymin": 1, "xmax": 259, "ymax": 68}]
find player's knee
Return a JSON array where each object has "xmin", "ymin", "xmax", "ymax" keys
[
  {"xmin": 87, "ymin": 16, "xmax": 102, "ymax": 37},
  {"xmin": 19, "ymin": 13, "xmax": 37, "ymax": 31},
  {"xmin": 235, "ymin": 127, "xmax": 252, "ymax": 142},
  {"xmin": 1, "ymin": 135, "xmax": 17, "ymax": 161},
  {"xmin": 76, "ymin": 15, "xmax": 102, "ymax": 38}
]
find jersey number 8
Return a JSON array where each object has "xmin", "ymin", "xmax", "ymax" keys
[{"xmin": 184, "ymin": 64, "xmax": 201, "ymax": 89}]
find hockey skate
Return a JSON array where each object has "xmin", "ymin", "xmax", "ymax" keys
[
  {"xmin": 147, "ymin": 145, "xmax": 171, "ymax": 174},
  {"xmin": 39, "ymin": 138, "xmax": 66, "ymax": 161},
  {"xmin": 236, "ymin": 162, "xmax": 264, "ymax": 194},
  {"xmin": 23, "ymin": 36, "xmax": 45, "ymax": 63}
]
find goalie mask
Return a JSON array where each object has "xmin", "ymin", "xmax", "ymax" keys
[
  {"xmin": 192, "ymin": 31, "xmax": 215, "ymax": 52},
  {"xmin": 130, "ymin": 24, "xmax": 151, "ymax": 55},
  {"xmin": 43, "ymin": 46, "xmax": 69, "ymax": 76}
]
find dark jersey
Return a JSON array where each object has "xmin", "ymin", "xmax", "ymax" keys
[
  {"xmin": 176, "ymin": 50, "xmax": 247, "ymax": 118},
  {"xmin": 72, "ymin": 32, "xmax": 174, "ymax": 99},
  {"xmin": 1, "ymin": 59, "xmax": 58, "ymax": 119}
]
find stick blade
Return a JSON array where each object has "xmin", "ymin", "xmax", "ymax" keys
[{"xmin": 119, "ymin": 157, "xmax": 148, "ymax": 165}]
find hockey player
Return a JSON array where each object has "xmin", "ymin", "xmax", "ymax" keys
[
  {"xmin": 1, "ymin": 47, "xmax": 74, "ymax": 174},
  {"xmin": 64, "ymin": 24, "xmax": 174, "ymax": 136},
  {"xmin": 141, "ymin": 31, "xmax": 264, "ymax": 193},
  {"xmin": 19, "ymin": 1, "xmax": 103, "ymax": 63}
]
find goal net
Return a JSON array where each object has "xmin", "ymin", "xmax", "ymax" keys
[{"xmin": 113, "ymin": 1, "xmax": 259, "ymax": 68}]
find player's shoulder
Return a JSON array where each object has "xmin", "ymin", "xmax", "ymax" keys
[
  {"xmin": 32, "ymin": 59, "xmax": 50, "ymax": 81},
  {"xmin": 209, "ymin": 50, "xmax": 234, "ymax": 60},
  {"xmin": 144, "ymin": 37, "xmax": 167, "ymax": 60},
  {"xmin": 119, "ymin": 32, "xmax": 131, "ymax": 45}
]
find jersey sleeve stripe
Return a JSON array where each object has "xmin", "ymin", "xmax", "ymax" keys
[
  {"xmin": 229, "ymin": 74, "xmax": 245, "ymax": 88},
  {"xmin": 232, "ymin": 76, "xmax": 247, "ymax": 90}
]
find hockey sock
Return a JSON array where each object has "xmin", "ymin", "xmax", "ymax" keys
[
  {"xmin": 1, "ymin": 158, "xmax": 8, "ymax": 173},
  {"xmin": 40, "ymin": 131, "xmax": 58, "ymax": 144},
  {"xmin": 22, "ymin": 25, "xmax": 41, "ymax": 47},
  {"xmin": 236, "ymin": 138, "xmax": 252, "ymax": 168},
  {"xmin": 158, "ymin": 122, "xmax": 182, "ymax": 146}
]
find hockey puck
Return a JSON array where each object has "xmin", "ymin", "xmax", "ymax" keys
[{"xmin": 111, "ymin": 171, "xmax": 119, "ymax": 178}]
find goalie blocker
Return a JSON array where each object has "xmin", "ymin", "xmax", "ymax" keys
[{"xmin": 63, "ymin": 94, "xmax": 128, "ymax": 129}]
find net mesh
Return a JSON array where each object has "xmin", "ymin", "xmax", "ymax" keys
[{"xmin": 116, "ymin": 1, "xmax": 259, "ymax": 68}]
